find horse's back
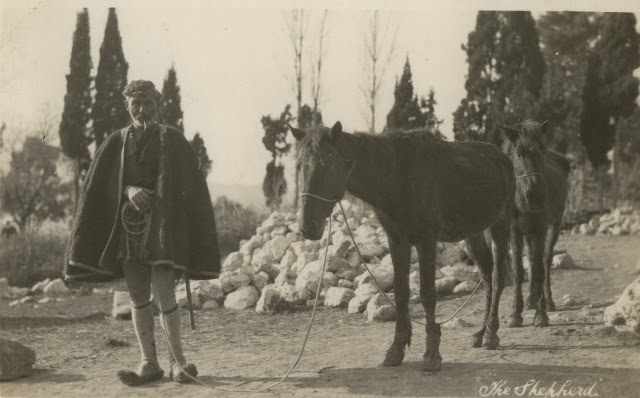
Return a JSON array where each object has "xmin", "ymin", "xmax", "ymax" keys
[{"xmin": 432, "ymin": 140, "xmax": 515, "ymax": 240}]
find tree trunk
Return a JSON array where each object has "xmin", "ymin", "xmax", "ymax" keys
[{"xmin": 73, "ymin": 157, "xmax": 80, "ymax": 214}]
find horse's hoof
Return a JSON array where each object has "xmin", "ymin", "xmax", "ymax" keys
[
  {"xmin": 422, "ymin": 355, "xmax": 442, "ymax": 372},
  {"xmin": 472, "ymin": 333, "xmax": 483, "ymax": 348},
  {"xmin": 547, "ymin": 300, "xmax": 556, "ymax": 312},
  {"xmin": 508, "ymin": 316, "xmax": 523, "ymax": 328},
  {"xmin": 382, "ymin": 348, "xmax": 405, "ymax": 367},
  {"xmin": 534, "ymin": 312, "xmax": 549, "ymax": 327},
  {"xmin": 483, "ymin": 334, "xmax": 500, "ymax": 350}
]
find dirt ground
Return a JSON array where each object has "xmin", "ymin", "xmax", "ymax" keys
[{"xmin": 1, "ymin": 233, "xmax": 640, "ymax": 398}]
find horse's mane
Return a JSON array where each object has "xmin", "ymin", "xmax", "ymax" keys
[
  {"xmin": 501, "ymin": 120, "xmax": 546, "ymax": 156},
  {"xmin": 298, "ymin": 126, "xmax": 441, "ymax": 166}
]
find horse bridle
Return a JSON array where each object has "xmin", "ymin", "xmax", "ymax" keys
[{"xmin": 299, "ymin": 161, "xmax": 357, "ymax": 204}]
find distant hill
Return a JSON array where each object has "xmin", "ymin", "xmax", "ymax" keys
[{"xmin": 208, "ymin": 182, "xmax": 267, "ymax": 211}]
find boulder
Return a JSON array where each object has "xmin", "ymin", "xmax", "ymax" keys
[
  {"xmin": 440, "ymin": 262, "xmax": 481, "ymax": 283},
  {"xmin": 219, "ymin": 270, "xmax": 251, "ymax": 294},
  {"xmin": 177, "ymin": 288, "xmax": 202, "ymax": 309},
  {"xmin": 222, "ymin": 252, "xmax": 244, "ymax": 272},
  {"xmin": 580, "ymin": 223, "xmax": 595, "ymax": 235},
  {"xmin": 359, "ymin": 244, "xmax": 385, "ymax": 261},
  {"xmin": 338, "ymin": 279, "xmax": 354, "ymax": 289},
  {"xmin": 355, "ymin": 282, "xmax": 380, "ymax": 297},
  {"xmin": 551, "ymin": 253, "xmax": 576, "ymax": 270},
  {"xmin": 274, "ymin": 268, "xmax": 296, "ymax": 286},
  {"xmin": 295, "ymin": 261, "xmax": 324, "ymax": 292},
  {"xmin": 112, "ymin": 291, "xmax": 131, "ymax": 319},
  {"xmin": 278, "ymin": 284, "xmax": 309, "ymax": 305},
  {"xmin": 348, "ymin": 295, "xmax": 372, "ymax": 314},
  {"xmin": 335, "ymin": 267, "xmax": 358, "ymax": 281},
  {"xmin": 43, "ymin": 279, "xmax": 70, "ymax": 296},
  {"xmin": 441, "ymin": 318, "xmax": 474, "ymax": 329},
  {"xmin": 31, "ymin": 278, "xmax": 51, "ymax": 295},
  {"xmin": 436, "ymin": 242, "xmax": 465, "ymax": 268},
  {"xmin": 252, "ymin": 272, "xmax": 270, "ymax": 292},
  {"xmin": 201, "ymin": 300, "xmax": 221, "ymax": 310},
  {"xmin": 224, "ymin": 286, "xmax": 260, "ymax": 310},
  {"xmin": 255, "ymin": 285, "xmax": 283, "ymax": 314},
  {"xmin": 266, "ymin": 235, "xmax": 292, "ymax": 261},
  {"xmin": 324, "ymin": 287, "xmax": 356, "ymax": 308},
  {"xmin": 409, "ymin": 271, "xmax": 420, "ymax": 298},
  {"xmin": 322, "ymin": 272, "xmax": 339, "ymax": 288},
  {"xmin": 251, "ymin": 247, "xmax": 275, "ymax": 269},
  {"xmin": 196, "ymin": 280, "xmax": 225, "ymax": 302},
  {"xmin": 291, "ymin": 251, "xmax": 319, "ymax": 275},
  {"xmin": 239, "ymin": 235, "xmax": 264, "ymax": 257},
  {"xmin": 453, "ymin": 280, "xmax": 478, "ymax": 294},
  {"xmin": 366, "ymin": 293, "xmax": 396, "ymax": 322},
  {"xmin": 279, "ymin": 250, "xmax": 298, "ymax": 271},
  {"xmin": 0, "ymin": 339, "xmax": 36, "ymax": 381},
  {"xmin": 353, "ymin": 265, "xmax": 393, "ymax": 292},
  {"xmin": 270, "ymin": 225, "xmax": 289, "ymax": 236},
  {"xmin": 604, "ymin": 276, "xmax": 640, "ymax": 333},
  {"xmin": 435, "ymin": 276, "xmax": 457, "ymax": 295}
]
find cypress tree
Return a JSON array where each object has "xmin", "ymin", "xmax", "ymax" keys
[
  {"xmin": 190, "ymin": 133, "xmax": 212, "ymax": 176},
  {"xmin": 385, "ymin": 57, "xmax": 426, "ymax": 132},
  {"xmin": 92, "ymin": 8, "xmax": 129, "ymax": 148},
  {"xmin": 58, "ymin": 8, "xmax": 92, "ymax": 210},
  {"xmin": 160, "ymin": 66, "xmax": 184, "ymax": 131},
  {"xmin": 453, "ymin": 11, "xmax": 545, "ymax": 145}
]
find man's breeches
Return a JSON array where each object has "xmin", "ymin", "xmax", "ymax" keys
[{"xmin": 122, "ymin": 263, "xmax": 177, "ymax": 311}]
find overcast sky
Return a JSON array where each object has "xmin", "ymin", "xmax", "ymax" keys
[{"xmin": 1, "ymin": 0, "xmax": 639, "ymax": 187}]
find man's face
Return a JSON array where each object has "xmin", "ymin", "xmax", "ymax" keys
[{"xmin": 125, "ymin": 93, "xmax": 158, "ymax": 125}]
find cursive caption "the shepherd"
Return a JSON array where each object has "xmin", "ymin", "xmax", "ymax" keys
[{"xmin": 478, "ymin": 379, "xmax": 600, "ymax": 397}]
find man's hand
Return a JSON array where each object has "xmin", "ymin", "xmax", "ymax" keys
[{"xmin": 126, "ymin": 186, "xmax": 153, "ymax": 212}]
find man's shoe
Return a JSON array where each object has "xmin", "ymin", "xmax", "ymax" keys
[
  {"xmin": 169, "ymin": 362, "xmax": 198, "ymax": 384},
  {"xmin": 117, "ymin": 361, "xmax": 164, "ymax": 386}
]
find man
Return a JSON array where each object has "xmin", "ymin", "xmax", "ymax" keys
[{"xmin": 64, "ymin": 80, "xmax": 221, "ymax": 386}]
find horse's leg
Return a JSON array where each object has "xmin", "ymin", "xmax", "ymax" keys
[
  {"xmin": 525, "ymin": 237, "xmax": 537, "ymax": 310},
  {"xmin": 509, "ymin": 224, "xmax": 525, "ymax": 328},
  {"xmin": 382, "ymin": 235, "xmax": 412, "ymax": 367},
  {"xmin": 543, "ymin": 222, "xmax": 560, "ymax": 312},
  {"xmin": 415, "ymin": 234, "xmax": 441, "ymax": 372},
  {"xmin": 530, "ymin": 232, "xmax": 549, "ymax": 327},
  {"xmin": 484, "ymin": 220, "xmax": 508, "ymax": 350},
  {"xmin": 465, "ymin": 234, "xmax": 493, "ymax": 348}
]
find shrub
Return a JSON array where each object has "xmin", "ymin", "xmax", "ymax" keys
[
  {"xmin": 0, "ymin": 225, "xmax": 69, "ymax": 287},
  {"xmin": 214, "ymin": 196, "xmax": 266, "ymax": 258}
]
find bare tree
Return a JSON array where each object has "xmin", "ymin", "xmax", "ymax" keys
[
  {"xmin": 311, "ymin": 10, "xmax": 329, "ymax": 116},
  {"xmin": 286, "ymin": 9, "xmax": 308, "ymax": 129},
  {"xmin": 361, "ymin": 11, "xmax": 397, "ymax": 133}
]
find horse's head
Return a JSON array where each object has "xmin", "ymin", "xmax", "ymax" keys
[
  {"xmin": 289, "ymin": 121, "xmax": 352, "ymax": 240},
  {"xmin": 501, "ymin": 120, "xmax": 550, "ymax": 213}
]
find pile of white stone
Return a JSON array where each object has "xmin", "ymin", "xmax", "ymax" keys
[
  {"xmin": 570, "ymin": 205, "xmax": 640, "ymax": 236},
  {"xmin": 174, "ymin": 200, "xmax": 482, "ymax": 322},
  {"xmin": 0, "ymin": 277, "xmax": 73, "ymax": 307}
]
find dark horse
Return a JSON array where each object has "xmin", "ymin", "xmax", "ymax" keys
[
  {"xmin": 500, "ymin": 120, "xmax": 570, "ymax": 328},
  {"xmin": 290, "ymin": 121, "xmax": 515, "ymax": 372}
]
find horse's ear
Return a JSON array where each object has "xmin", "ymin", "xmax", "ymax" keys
[
  {"xmin": 540, "ymin": 120, "xmax": 551, "ymax": 138},
  {"xmin": 499, "ymin": 125, "xmax": 519, "ymax": 142},
  {"xmin": 289, "ymin": 124, "xmax": 306, "ymax": 141},
  {"xmin": 329, "ymin": 121, "xmax": 343, "ymax": 143}
]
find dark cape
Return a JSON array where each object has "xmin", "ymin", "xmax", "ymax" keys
[{"xmin": 64, "ymin": 124, "xmax": 221, "ymax": 282}]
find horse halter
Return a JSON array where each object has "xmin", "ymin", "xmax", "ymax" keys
[
  {"xmin": 516, "ymin": 172, "xmax": 544, "ymax": 181},
  {"xmin": 299, "ymin": 161, "xmax": 357, "ymax": 204}
]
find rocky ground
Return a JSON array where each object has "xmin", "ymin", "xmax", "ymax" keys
[{"xmin": 1, "ymin": 232, "xmax": 639, "ymax": 398}]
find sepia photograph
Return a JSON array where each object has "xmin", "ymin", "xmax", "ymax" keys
[{"xmin": 1, "ymin": 0, "xmax": 639, "ymax": 396}]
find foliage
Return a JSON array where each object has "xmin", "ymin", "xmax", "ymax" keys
[
  {"xmin": 160, "ymin": 66, "xmax": 184, "ymax": 131},
  {"xmin": 91, "ymin": 8, "xmax": 129, "ymax": 148},
  {"xmin": 190, "ymin": 133, "xmax": 212, "ymax": 176},
  {"xmin": 213, "ymin": 195, "xmax": 266, "ymax": 257},
  {"xmin": 298, "ymin": 104, "xmax": 323, "ymax": 130},
  {"xmin": 1, "ymin": 137, "xmax": 71, "ymax": 229},
  {"xmin": 261, "ymin": 105, "xmax": 293, "ymax": 209},
  {"xmin": 58, "ymin": 8, "xmax": 92, "ymax": 173},
  {"xmin": 580, "ymin": 13, "xmax": 640, "ymax": 168},
  {"xmin": 422, "ymin": 89, "xmax": 445, "ymax": 139},
  {"xmin": 0, "ymin": 226, "xmax": 68, "ymax": 287},
  {"xmin": 453, "ymin": 11, "xmax": 545, "ymax": 145},
  {"xmin": 385, "ymin": 57, "xmax": 426, "ymax": 131},
  {"xmin": 262, "ymin": 162, "xmax": 287, "ymax": 210},
  {"xmin": 536, "ymin": 12, "xmax": 602, "ymax": 156}
]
